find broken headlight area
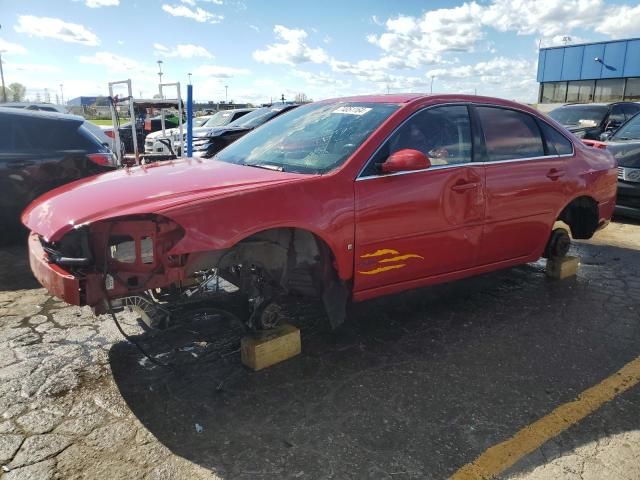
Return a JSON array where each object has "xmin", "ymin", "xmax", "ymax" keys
[{"xmin": 41, "ymin": 215, "xmax": 187, "ymax": 311}]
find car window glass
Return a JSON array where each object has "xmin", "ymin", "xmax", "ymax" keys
[
  {"xmin": 622, "ymin": 104, "xmax": 640, "ymax": 121},
  {"xmin": 13, "ymin": 118, "xmax": 85, "ymax": 152},
  {"xmin": 476, "ymin": 107, "xmax": 544, "ymax": 161},
  {"xmin": 608, "ymin": 105, "xmax": 625, "ymax": 127},
  {"xmin": 0, "ymin": 115, "xmax": 12, "ymax": 152},
  {"xmin": 538, "ymin": 121, "xmax": 573, "ymax": 156},
  {"xmin": 361, "ymin": 105, "xmax": 472, "ymax": 176}
]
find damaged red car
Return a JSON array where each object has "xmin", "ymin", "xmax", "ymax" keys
[{"xmin": 22, "ymin": 94, "xmax": 617, "ymax": 330}]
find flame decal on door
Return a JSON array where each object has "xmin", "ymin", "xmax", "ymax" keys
[{"xmin": 358, "ymin": 249, "xmax": 424, "ymax": 275}]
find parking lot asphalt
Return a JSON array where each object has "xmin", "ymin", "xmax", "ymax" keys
[{"xmin": 0, "ymin": 220, "xmax": 639, "ymax": 480}]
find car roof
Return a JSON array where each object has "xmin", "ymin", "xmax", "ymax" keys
[
  {"xmin": 0, "ymin": 106, "xmax": 84, "ymax": 123},
  {"xmin": 561, "ymin": 102, "xmax": 638, "ymax": 107}
]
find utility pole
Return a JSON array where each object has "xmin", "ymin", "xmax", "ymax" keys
[
  {"xmin": 430, "ymin": 76, "xmax": 435, "ymax": 94},
  {"xmin": 281, "ymin": 93, "xmax": 285, "ymax": 103},
  {"xmin": 0, "ymin": 51, "xmax": 6, "ymax": 103},
  {"xmin": 225, "ymin": 85, "xmax": 228, "ymax": 103},
  {"xmin": 59, "ymin": 84, "xmax": 64, "ymax": 105},
  {"xmin": 0, "ymin": 24, "xmax": 6, "ymax": 103}
]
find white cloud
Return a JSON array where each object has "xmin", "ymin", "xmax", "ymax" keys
[
  {"xmin": 79, "ymin": 52, "xmax": 153, "ymax": 75},
  {"xmin": 427, "ymin": 56, "xmax": 538, "ymax": 100},
  {"xmin": 15, "ymin": 15, "xmax": 100, "ymax": 46},
  {"xmin": 85, "ymin": 0, "xmax": 119, "ymax": 7},
  {"xmin": 0, "ymin": 38, "xmax": 27, "ymax": 55},
  {"xmin": 249, "ymin": 24, "xmax": 260, "ymax": 33},
  {"xmin": 154, "ymin": 43, "xmax": 214, "ymax": 59},
  {"xmin": 193, "ymin": 64, "xmax": 250, "ymax": 78},
  {"xmin": 253, "ymin": 25, "xmax": 328, "ymax": 65},
  {"xmin": 161, "ymin": 4, "xmax": 223, "ymax": 23},
  {"xmin": 596, "ymin": 4, "xmax": 640, "ymax": 38},
  {"xmin": 368, "ymin": 3, "xmax": 485, "ymax": 65},
  {"xmin": 482, "ymin": 0, "xmax": 601, "ymax": 37}
]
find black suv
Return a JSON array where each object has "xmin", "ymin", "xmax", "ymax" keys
[
  {"xmin": 548, "ymin": 102, "xmax": 640, "ymax": 140},
  {"xmin": 189, "ymin": 104, "xmax": 299, "ymax": 158},
  {"xmin": 0, "ymin": 107, "xmax": 116, "ymax": 238}
]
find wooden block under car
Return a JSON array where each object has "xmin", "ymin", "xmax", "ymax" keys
[
  {"xmin": 546, "ymin": 255, "xmax": 580, "ymax": 280},
  {"xmin": 241, "ymin": 324, "xmax": 301, "ymax": 371}
]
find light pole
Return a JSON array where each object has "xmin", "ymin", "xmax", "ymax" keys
[
  {"xmin": 157, "ymin": 60, "xmax": 163, "ymax": 98},
  {"xmin": 430, "ymin": 75, "xmax": 435, "ymax": 94},
  {"xmin": 59, "ymin": 84, "xmax": 64, "ymax": 105},
  {"xmin": 225, "ymin": 85, "xmax": 228, "ymax": 103}
]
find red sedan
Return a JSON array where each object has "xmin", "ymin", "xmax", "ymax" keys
[{"xmin": 22, "ymin": 94, "xmax": 617, "ymax": 330}]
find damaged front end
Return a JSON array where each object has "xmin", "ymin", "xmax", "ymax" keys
[
  {"xmin": 30, "ymin": 215, "xmax": 187, "ymax": 319},
  {"xmin": 30, "ymin": 221, "xmax": 348, "ymax": 332}
]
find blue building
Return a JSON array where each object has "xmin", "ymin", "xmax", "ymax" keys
[
  {"xmin": 67, "ymin": 96, "xmax": 99, "ymax": 107},
  {"xmin": 537, "ymin": 38, "xmax": 640, "ymax": 104}
]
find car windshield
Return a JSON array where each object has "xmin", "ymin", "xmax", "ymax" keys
[
  {"xmin": 203, "ymin": 111, "xmax": 236, "ymax": 127},
  {"xmin": 194, "ymin": 116, "xmax": 210, "ymax": 127},
  {"xmin": 548, "ymin": 106, "xmax": 608, "ymax": 127},
  {"xmin": 611, "ymin": 113, "xmax": 640, "ymax": 140},
  {"xmin": 227, "ymin": 106, "xmax": 288, "ymax": 129},
  {"xmin": 215, "ymin": 101, "xmax": 399, "ymax": 174}
]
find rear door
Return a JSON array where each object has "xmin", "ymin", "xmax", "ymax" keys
[
  {"xmin": 354, "ymin": 104, "xmax": 485, "ymax": 292},
  {"xmin": 474, "ymin": 106, "xmax": 571, "ymax": 265}
]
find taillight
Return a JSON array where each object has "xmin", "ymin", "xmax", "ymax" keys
[
  {"xmin": 88, "ymin": 152, "xmax": 117, "ymax": 167},
  {"xmin": 104, "ymin": 130, "xmax": 114, "ymax": 138}
]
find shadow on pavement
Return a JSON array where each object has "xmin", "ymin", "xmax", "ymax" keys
[
  {"xmin": 0, "ymin": 244, "xmax": 40, "ymax": 291},
  {"xmin": 110, "ymin": 241, "xmax": 640, "ymax": 479}
]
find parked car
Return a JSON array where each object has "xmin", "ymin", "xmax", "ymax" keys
[
  {"xmin": 548, "ymin": 102, "xmax": 640, "ymax": 140},
  {"xmin": 22, "ymin": 94, "xmax": 616, "ymax": 332},
  {"xmin": 0, "ymin": 107, "xmax": 116, "ymax": 238},
  {"xmin": 189, "ymin": 104, "xmax": 298, "ymax": 158},
  {"xmin": 582, "ymin": 113, "xmax": 640, "ymax": 219},
  {"xmin": 3, "ymin": 102, "xmax": 69, "ymax": 114},
  {"xmin": 144, "ymin": 108, "xmax": 254, "ymax": 155}
]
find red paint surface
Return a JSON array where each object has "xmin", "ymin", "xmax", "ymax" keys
[{"xmin": 22, "ymin": 94, "xmax": 618, "ymax": 307}]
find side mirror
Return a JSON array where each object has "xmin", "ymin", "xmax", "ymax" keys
[
  {"xmin": 381, "ymin": 149, "xmax": 431, "ymax": 174},
  {"xmin": 600, "ymin": 131, "xmax": 611, "ymax": 141}
]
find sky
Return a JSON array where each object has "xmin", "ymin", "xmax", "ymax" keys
[{"xmin": 1, "ymin": 0, "xmax": 640, "ymax": 105}]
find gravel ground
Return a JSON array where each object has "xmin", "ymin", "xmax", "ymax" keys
[{"xmin": 0, "ymin": 220, "xmax": 639, "ymax": 479}]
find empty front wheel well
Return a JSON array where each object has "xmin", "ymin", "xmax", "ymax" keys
[{"xmin": 558, "ymin": 196, "xmax": 599, "ymax": 240}]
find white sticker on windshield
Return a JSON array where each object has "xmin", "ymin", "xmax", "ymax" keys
[{"xmin": 332, "ymin": 106, "xmax": 372, "ymax": 115}]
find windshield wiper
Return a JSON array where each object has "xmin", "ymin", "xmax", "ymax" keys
[{"xmin": 243, "ymin": 163, "xmax": 285, "ymax": 172}]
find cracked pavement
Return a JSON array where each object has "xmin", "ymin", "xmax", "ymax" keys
[{"xmin": 0, "ymin": 219, "xmax": 639, "ymax": 479}]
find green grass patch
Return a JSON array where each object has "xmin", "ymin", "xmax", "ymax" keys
[{"xmin": 88, "ymin": 119, "xmax": 114, "ymax": 126}]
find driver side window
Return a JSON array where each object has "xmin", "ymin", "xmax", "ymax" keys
[{"xmin": 361, "ymin": 105, "xmax": 472, "ymax": 177}]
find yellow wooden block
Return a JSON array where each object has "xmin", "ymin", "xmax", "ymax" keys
[
  {"xmin": 546, "ymin": 255, "xmax": 580, "ymax": 279},
  {"xmin": 241, "ymin": 324, "xmax": 301, "ymax": 371}
]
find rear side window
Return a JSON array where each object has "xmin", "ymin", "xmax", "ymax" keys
[
  {"xmin": 13, "ymin": 117, "xmax": 94, "ymax": 152},
  {"xmin": 622, "ymin": 104, "xmax": 640, "ymax": 121},
  {"xmin": 476, "ymin": 107, "xmax": 545, "ymax": 161},
  {"xmin": 538, "ymin": 121, "xmax": 573, "ymax": 156}
]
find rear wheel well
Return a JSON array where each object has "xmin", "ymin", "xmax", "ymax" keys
[{"xmin": 558, "ymin": 196, "xmax": 599, "ymax": 240}]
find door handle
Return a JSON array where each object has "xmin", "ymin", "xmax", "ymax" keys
[
  {"xmin": 451, "ymin": 181, "xmax": 480, "ymax": 192},
  {"xmin": 546, "ymin": 168, "xmax": 565, "ymax": 180}
]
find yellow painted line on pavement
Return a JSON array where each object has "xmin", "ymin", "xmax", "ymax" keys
[{"xmin": 451, "ymin": 355, "xmax": 640, "ymax": 480}]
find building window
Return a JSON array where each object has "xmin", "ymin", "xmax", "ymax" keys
[
  {"xmin": 566, "ymin": 80, "xmax": 595, "ymax": 102},
  {"xmin": 540, "ymin": 82, "xmax": 567, "ymax": 103},
  {"xmin": 594, "ymin": 79, "xmax": 625, "ymax": 102},
  {"xmin": 624, "ymin": 78, "xmax": 640, "ymax": 101}
]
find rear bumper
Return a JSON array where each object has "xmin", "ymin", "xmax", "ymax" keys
[{"xmin": 28, "ymin": 232, "xmax": 83, "ymax": 305}]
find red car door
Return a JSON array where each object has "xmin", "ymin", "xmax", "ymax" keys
[
  {"xmin": 473, "ymin": 106, "xmax": 572, "ymax": 265},
  {"xmin": 354, "ymin": 105, "xmax": 485, "ymax": 293}
]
